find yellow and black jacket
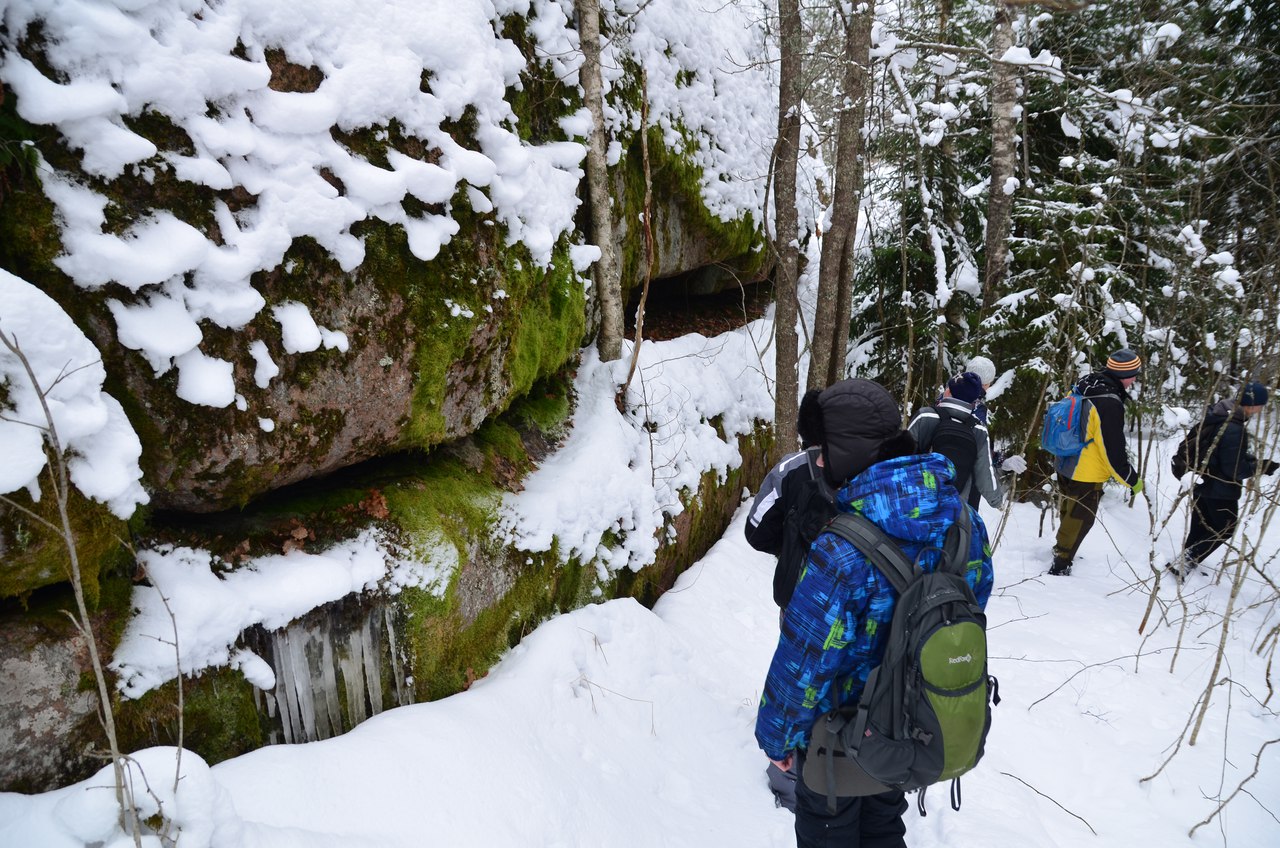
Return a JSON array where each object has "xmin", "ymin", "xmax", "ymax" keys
[{"xmin": 1055, "ymin": 372, "xmax": 1139, "ymax": 487}]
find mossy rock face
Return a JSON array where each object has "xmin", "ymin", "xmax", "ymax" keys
[
  {"xmin": 1, "ymin": 31, "xmax": 595, "ymax": 515},
  {"xmin": 0, "ymin": 20, "xmax": 779, "ymax": 791},
  {"xmin": 0, "ymin": 486, "xmax": 131, "ymax": 602},
  {"xmin": 0, "ymin": 162, "xmax": 587, "ymax": 516},
  {"xmin": 1, "ymin": 52, "xmax": 764, "ymax": 516},
  {"xmin": 612, "ymin": 125, "xmax": 771, "ymax": 302}
]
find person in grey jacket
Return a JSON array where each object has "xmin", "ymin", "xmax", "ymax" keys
[
  {"xmin": 1170, "ymin": 381, "xmax": 1278, "ymax": 578},
  {"xmin": 910, "ymin": 372, "xmax": 1020, "ymax": 509}
]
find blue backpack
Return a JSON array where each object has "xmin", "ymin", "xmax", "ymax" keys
[{"xmin": 1040, "ymin": 391, "xmax": 1093, "ymax": 457}]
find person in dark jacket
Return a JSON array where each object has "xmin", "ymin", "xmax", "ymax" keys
[
  {"xmin": 1169, "ymin": 381, "xmax": 1278, "ymax": 578},
  {"xmin": 744, "ymin": 387, "xmax": 836, "ymax": 811},
  {"xmin": 745, "ymin": 388, "xmax": 836, "ymax": 610},
  {"xmin": 1049, "ymin": 348, "xmax": 1145, "ymax": 576},
  {"xmin": 755, "ymin": 379, "xmax": 994, "ymax": 848}
]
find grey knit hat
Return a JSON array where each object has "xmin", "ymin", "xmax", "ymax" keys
[{"xmin": 964, "ymin": 356, "xmax": 997, "ymax": 387}]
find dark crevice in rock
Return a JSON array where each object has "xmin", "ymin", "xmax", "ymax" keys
[{"xmin": 626, "ymin": 271, "xmax": 773, "ymax": 341}]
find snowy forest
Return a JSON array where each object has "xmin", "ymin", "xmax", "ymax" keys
[{"xmin": 1, "ymin": 0, "xmax": 1278, "ymax": 846}]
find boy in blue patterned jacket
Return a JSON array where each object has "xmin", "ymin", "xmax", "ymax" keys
[{"xmin": 755, "ymin": 378, "xmax": 994, "ymax": 848}]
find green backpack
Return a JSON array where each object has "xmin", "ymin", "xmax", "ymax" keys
[{"xmin": 801, "ymin": 508, "xmax": 998, "ymax": 813}]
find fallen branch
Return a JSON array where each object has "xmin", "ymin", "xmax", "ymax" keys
[{"xmin": 1000, "ymin": 771, "xmax": 1098, "ymax": 835}]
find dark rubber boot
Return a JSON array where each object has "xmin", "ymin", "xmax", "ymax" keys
[{"xmin": 1048, "ymin": 556, "xmax": 1072, "ymax": 576}]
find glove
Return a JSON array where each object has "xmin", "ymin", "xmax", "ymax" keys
[
  {"xmin": 1265, "ymin": 459, "xmax": 1279, "ymax": 476},
  {"xmin": 1131, "ymin": 479, "xmax": 1145, "ymax": 495},
  {"xmin": 1000, "ymin": 455, "xmax": 1028, "ymax": 474}
]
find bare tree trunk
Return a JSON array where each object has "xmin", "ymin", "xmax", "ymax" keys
[
  {"xmin": 577, "ymin": 0, "xmax": 624, "ymax": 362},
  {"xmin": 981, "ymin": 3, "xmax": 1017, "ymax": 317},
  {"xmin": 622, "ymin": 73, "xmax": 655, "ymax": 396},
  {"xmin": 771, "ymin": 0, "xmax": 803, "ymax": 456},
  {"xmin": 809, "ymin": 2, "xmax": 874, "ymax": 391},
  {"xmin": 830, "ymin": 233, "xmax": 856, "ymax": 384}
]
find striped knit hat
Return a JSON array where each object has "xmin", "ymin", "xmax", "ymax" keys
[{"xmin": 1105, "ymin": 348, "xmax": 1142, "ymax": 377}]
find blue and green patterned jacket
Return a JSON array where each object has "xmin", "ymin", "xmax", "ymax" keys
[{"xmin": 754, "ymin": 452, "xmax": 994, "ymax": 761}]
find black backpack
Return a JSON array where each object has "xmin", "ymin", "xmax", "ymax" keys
[
  {"xmin": 921, "ymin": 407, "xmax": 979, "ymax": 495},
  {"xmin": 802, "ymin": 508, "xmax": 997, "ymax": 813},
  {"xmin": 774, "ymin": 449, "xmax": 838, "ymax": 607},
  {"xmin": 1171, "ymin": 420, "xmax": 1222, "ymax": 481}
]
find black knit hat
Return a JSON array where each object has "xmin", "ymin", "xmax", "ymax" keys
[{"xmin": 1105, "ymin": 348, "xmax": 1142, "ymax": 377}]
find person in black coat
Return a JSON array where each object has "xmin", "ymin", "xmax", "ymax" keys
[
  {"xmin": 745, "ymin": 388, "xmax": 836, "ymax": 610},
  {"xmin": 1170, "ymin": 381, "xmax": 1278, "ymax": 578}
]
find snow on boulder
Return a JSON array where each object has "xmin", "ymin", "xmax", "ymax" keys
[{"xmin": 0, "ymin": 269, "xmax": 148, "ymax": 519}]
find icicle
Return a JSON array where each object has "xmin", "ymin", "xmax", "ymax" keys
[
  {"xmin": 287, "ymin": 628, "xmax": 317, "ymax": 741},
  {"xmin": 315, "ymin": 624, "xmax": 337, "ymax": 739},
  {"xmin": 272, "ymin": 628, "xmax": 300, "ymax": 745},
  {"xmin": 362, "ymin": 612, "xmax": 383, "ymax": 716},
  {"xmin": 339, "ymin": 622, "xmax": 367, "ymax": 727},
  {"xmin": 384, "ymin": 605, "xmax": 409, "ymax": 708}
]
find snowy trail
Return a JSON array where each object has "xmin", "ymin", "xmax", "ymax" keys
[{"xmin": 7, "ymin": 479, "xmax": 1278, "ymax": 847}]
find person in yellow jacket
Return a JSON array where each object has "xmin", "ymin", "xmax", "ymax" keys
[{"xmin": 1050, "ymin": 348, "xmax": 1145, "ymax": 576}]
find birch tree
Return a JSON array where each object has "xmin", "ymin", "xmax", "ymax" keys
[
  {"xmin": 980, "ymin": 3, "xmax": 1017, "ymax": 316},
  {"xmin": 982, "ymin": 0, "xmax": 1093, "ymax": 318}
]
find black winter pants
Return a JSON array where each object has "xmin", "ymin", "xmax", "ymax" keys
[
  {"xmin": 792, "ymin": 749, "xmax": 907, "ymax": 848},
  {"xmin": 1184, "ymin": 495, "xmax": 1240, "ymax": 566}
]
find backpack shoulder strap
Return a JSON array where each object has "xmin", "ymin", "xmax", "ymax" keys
[
  {"xmin": 824, "ymin": 513, "xmax": 917, "ymax": 594},
  {"xmin": 806, "ymin": 446, "xmax": 836, "ymax": 502},
  {"xmin": 1080, "ymin": 391, "xmax": 1119, "ymax": 410},
  {"xmin": 937, "ymin": 405, "xmax": 976, "ymax": 429},
  {"xmin": 941, "ymin": 507, "xmax": 972, "ymax": 576}
]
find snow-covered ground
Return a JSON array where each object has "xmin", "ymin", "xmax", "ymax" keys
[{"xmin": 3, "ymin": 325, "xmax": 1277, "ymax": 846}]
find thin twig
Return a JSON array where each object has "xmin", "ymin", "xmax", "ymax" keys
[
  {"xmin": 1188, "ymin": 738, "xmax": 1280, "ymax": 837},
  {"xmin": 1000, "ymin": 771, "xmax": 1098, "ymax": 835}
]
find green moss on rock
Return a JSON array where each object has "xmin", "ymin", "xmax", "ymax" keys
[
  {"xmin": 349, "ymin": 192, "xmax": 585, "ymax": 452},
  {"xmin": 0, "ymin": 487, "xmax": 130, "ymax": 603},
  {"xmin": 115, "ymin": 667, "xmax": 264, "ymax": 765},
  {"xmin": 499, "ymin": 15, "xmax": 581, "ymax": 145},
  {"xmin": 615, "ymin": 123, "xmax": 767, "ymax": 301}
]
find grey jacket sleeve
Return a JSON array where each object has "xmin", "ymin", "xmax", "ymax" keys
[{"xmin": 972, "ymin": 424, "xmax": 1004, "ymax": 508}]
